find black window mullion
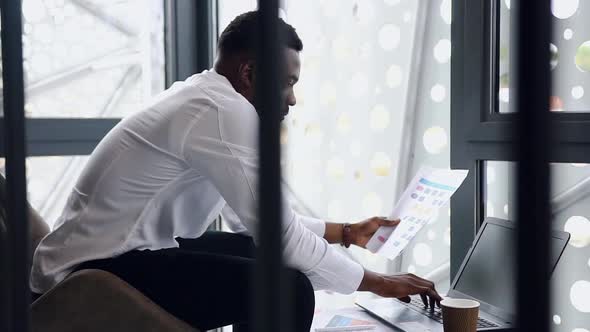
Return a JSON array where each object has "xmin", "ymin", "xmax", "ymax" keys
[
  {"xmin": 0, "ymin": 1, "xmax": 30, "ymax": 331},
  {"xmin": 165, "ymin": 0, "xmax": 216, "ymax": 87}
]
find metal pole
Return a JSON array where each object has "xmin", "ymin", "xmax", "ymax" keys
[
  {"xmin": 256, "ymin": 1, "xmax": 290, "ymax": 331},
  {"xmin": 1, "ymin": 0, "xmax": 30, "ymax": 331},
  {"xmin": 164, "ymin": 0, "xmax": 215, "ymax": 87},
  {"xmin": 514, "ymin": 0, "xmax": 551, "ymax": 331}
]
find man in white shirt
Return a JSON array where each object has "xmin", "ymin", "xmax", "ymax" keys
[{"xmin": 31, "ymin": 11, "xmax": 441, "ymax": 331}]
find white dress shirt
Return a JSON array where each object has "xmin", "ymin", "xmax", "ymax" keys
[{"xmin": 30, "ymin": 69, "xmax": 364, "ymax": 294}]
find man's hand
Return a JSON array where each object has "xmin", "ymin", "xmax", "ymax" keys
[
  {"xmin": 359, "ymin": 270, "xmax": 442, "ymax": 308},
  {"xmin": 350, "ymin": 217, "xmax": 400, "ymax": 249}
]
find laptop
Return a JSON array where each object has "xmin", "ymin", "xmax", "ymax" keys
[{"xmin": 356, "ymin": 217, "xmax": 570, "ymax": 332}]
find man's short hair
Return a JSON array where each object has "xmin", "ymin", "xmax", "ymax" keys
[{"xmin": 218, "ymin": 11, "xmax": 303, "ymax": 56}]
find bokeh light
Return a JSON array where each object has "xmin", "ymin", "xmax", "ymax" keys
[
  {"xmin": 434, "ymin": 39, "xmax": 452, "ymax": 64},
  {"xmin": 575, "ymin": 41, "xmax": 590, "ymax": 72},
  {"xmin": 362, "ymin": 192, "xmax": 383, "ymax": 216},
  {"xmin": 564, "ymin": 216, "xmax": 590, "ymax": 248},
  {"xmin": 551, "ymin": 0, "xmax": 579, "ymax": 19},
  {"xmin": 570, "ymin": 280, "xmax": 590, "ymax": 312},
  {"xmin": 326, "ymin": 157, "xmax": 346, "ymax": 179},
  {"xmin": 386, "ymin": 64, "xmax": 403, "ymax": 88},
  {"xmin": 370, "ymin": 152, "xmax": 392, "ymax": 177},
  {"xmin": 336, "ymin": 113, "xmax": 352, "ymax": 133},
  {"xmin": 370, "ymin": 104, "xmax": 391, "ymax": 131},
  {"xmin": 378, "ymin": 24, "xmax": 401, "ymax": 51},
  {"xmin": 304, "ymin": 123, "xmax": 324, "ymax": 145},
  {"xmin": 423, "ymin": 126, "xmax": 448, "ymax": 154},
  {"xmin": 550, "ymin": 43, "xmax": 559, "ymax": 70},
  {"xmin": 349, "ymin": 72, "xmax": 369, "ymax": 98},
  {"xmin": 430, "ymin": 84, "xmax": 447, "ymax": 102},
  {"xmin": 571, "ymin": 86, "xmax": 585, "ymax": 100}
]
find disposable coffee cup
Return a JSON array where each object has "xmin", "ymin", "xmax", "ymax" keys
[{"xmin": 441, "ymin": 298, "xmax": 480, "ymax": 332}]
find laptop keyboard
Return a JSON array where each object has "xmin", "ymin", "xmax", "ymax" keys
[{"xmin": 407, "ymin": 298, "xmax": 499, "ymax": 329}]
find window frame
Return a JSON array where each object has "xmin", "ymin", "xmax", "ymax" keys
[
  {"xmin": 451, "ymin": 0, "xmax": 590, "ymax": 278},
  {"xmin": 0, "ymin": 0, "xmax": 217, "ymax": 159}
]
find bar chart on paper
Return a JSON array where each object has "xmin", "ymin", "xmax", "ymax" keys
[{"xmin": 366, "ymin": 166, "xmax": 468, "ymax": 259}]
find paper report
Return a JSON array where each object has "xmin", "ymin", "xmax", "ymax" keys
[{"xmin": 366, "ymin": 167, "xmax": 469, "ymax": 259}]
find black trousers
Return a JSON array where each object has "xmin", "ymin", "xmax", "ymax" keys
[{"xmin": 74, "ymin": 231, "xmax": 315, "ymax": 331}]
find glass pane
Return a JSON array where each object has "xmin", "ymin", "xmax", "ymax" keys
[
  {"xmin": 498, "ymin": 0, "xmax": 590, "ymax": 113},
  {"xmin": 218, "ymin": 0, "xmax": 258, "ymax": 35},
  {"xmin": 484, "ymin": 161, "xmax": 515, "ymax": 219},
  {"xmin": 0, "ymin": 0, "xmax": 166, "ymax": 118},
  {"xmin": 1, "ymin": 156, "xmax": 90, "ymax": 230},
  {"xmin": 484, "ymin": 161, "xmax": 590, "ymax": 332}
]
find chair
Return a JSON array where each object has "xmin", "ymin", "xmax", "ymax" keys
[{"xmin": 0, "ymin": 174, "xmax": 198, "ymax": 332}]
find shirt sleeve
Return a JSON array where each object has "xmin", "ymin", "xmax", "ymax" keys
[
  {"xmin": 221, "ymin": 202, "xmax": 326, "ymax": 238},
  {"xmin": 293, "ymin": 210, "xmax": 326, "ymax": 238},
  {"xmin": 181, "ymin": 105, "xmax": 364, "ymax": 294}
]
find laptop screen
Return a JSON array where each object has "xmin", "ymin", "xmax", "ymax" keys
[{"xmin": 453, "ymin": 221, "xmax": 566, "ymax": 313}]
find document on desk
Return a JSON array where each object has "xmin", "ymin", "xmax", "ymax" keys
[
  {"xmin": 366, "ymin": 166, "xmax": 468, "ymax": 259},
  {"xmin": 314, "ymin": 314, "xmax": 376, "ymax": 331}
]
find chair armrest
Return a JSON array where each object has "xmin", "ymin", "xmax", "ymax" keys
[{"xmin": 31, "ymin": 269, "xmax": 198, "ymax": 332}]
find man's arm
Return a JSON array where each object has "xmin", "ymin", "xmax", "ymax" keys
[
  {"xmin": 182, "ymin": 103, "xmax": 441, "ymax": 305},
  {"xmin": 324, "ymin": 218, "xmax": 400, "ymax": 248},
  {"xmin": 359, "ymin": 269, "xmax": 442, "ymax": 307},
  {"xmin": 323, "ymin": 222, "xmax": 345, "ymax": 244}
]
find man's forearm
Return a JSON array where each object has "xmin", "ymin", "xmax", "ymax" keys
[
  {"xmin": 358, "ymin": 269, "xmax": 382, "ymax": 292},
  {"xmin": 323, "ymin": 222, "xmax": 344, "ymax": 244}
]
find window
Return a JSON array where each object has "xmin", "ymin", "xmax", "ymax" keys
[
  {"xmin": 498, "ymin": 0, "xmax": 590, "ymax": 113},
  {"xmin": 9, "ymin": 0, "xmax": 165, "ymax": 118},
  {"xmin": 454, "ymin": 1, "xmax": 590, "ymax": 331},
  {"xmin": 1, "ymin": 0, "xmax": 166, "ymax": 226}
]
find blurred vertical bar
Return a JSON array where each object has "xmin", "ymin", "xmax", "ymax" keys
[
  {"xmin": 514, "ymin": 0, "xmax": 551, "ymax": 331},
  {"xmin": 256, "ymin": 1, "xmax": 290, "ymax": 332},
  {"xmin": 0, "ymin": 0, "xmax": 30, "ymax": 331}
]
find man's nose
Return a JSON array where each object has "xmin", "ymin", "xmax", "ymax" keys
[{"xmin": 287, "ymin": 92, "xmax": 296, "ymax": 107}]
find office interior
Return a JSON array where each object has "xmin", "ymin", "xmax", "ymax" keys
[{"xmin": 1, "ymin": 0, "xmax": 589, "ymax": 331}]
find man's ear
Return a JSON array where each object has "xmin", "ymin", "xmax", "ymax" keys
[{"xmin": 238, "ymin": 61, "xmax": 255, "ymax": 89}]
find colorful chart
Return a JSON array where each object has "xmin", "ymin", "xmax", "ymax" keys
[{"xmin": 365, "ymin": 166, "xmax": 468, "ymax": 259}]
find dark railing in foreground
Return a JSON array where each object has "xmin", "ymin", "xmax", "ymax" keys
[
  {"xmin": 255, "ymin": 1, "xmax": 292, "ymax": 332},
  {"xmin": 0, "ymin": 1, "xmax": 30, "ymax": 331},
  {"xmin": 514, "ymin": 0, "xmax": 551, "ymax": 331}
]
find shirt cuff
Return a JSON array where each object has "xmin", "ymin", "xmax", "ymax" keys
[{"xmin": 304, "ymin": 247, "xmax": 365, "ymax": 294}]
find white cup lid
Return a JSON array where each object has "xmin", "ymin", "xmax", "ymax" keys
[{"xmin": 441, "ymin": 298, "xmax": 480, "ymax": 309}]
